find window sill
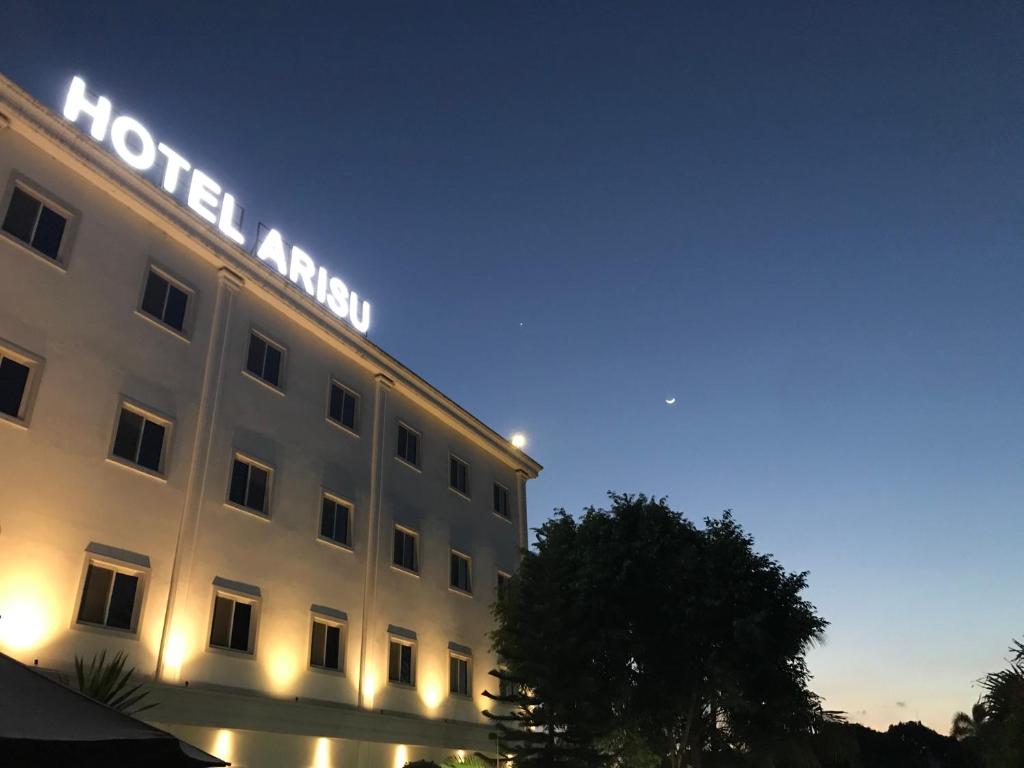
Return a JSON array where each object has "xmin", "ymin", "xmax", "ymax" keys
[
  {"xmin": 387, "ymin": 680, "xmax": 417, "ymax": 691},
  {"xmin": 0, "ymin": 230, "xmax": 68, "ymax": 273},
  {"xmin": 241, "ymin": 368, "xmax": 286, "ymax": 397},
  {"xmin": 225, "ymin": 501, "xmax": 272, "ymax": 522},
  {"xmin": 390, "ymin": 563, "xmax": 420, "ymax": 578},
  {"xmin": 492, "ymin": 511, "xmax": 513, "ymax": 524},
  {"xmin": 72, "ymin": 621, "xmax": 139, "ymax": 640},
  {"xmin": 206, "ymin": 644, "xmax": 257, "ymax": 660},
  {"xmin": 394, "ymin": 455, "xmax": 422, "ymax": 473},
  {"xmin": 448, "ymin": 586, "xmax": 473, "ymax": 598},
  {"xmin": 134, "ymin": 309, "xmax": 191, "ymax": 343},
  {"xmin": 448, "ymin": 487, "xmax": 472, "ymax": 502},
  {"xmin": 326, "ymin": 417, "xmax": 359, "ymax": 438},
  {"xmin": 316, "ymin": 535, "xmax": 354, "ymax": 553},
  {"xmin": 309, "ymin": 664, "xmax": 347, "ymax": 678},
  {"xmin": 0, "ymin": 411, "xmax": 29, "ymax": 431},
  {"xmin": 105, "ymin": 455, "xmax": 168, "ymax": 483},
  {"xmin": 449, "ymin": 692, "xmax": 473, "ymax": 701}
]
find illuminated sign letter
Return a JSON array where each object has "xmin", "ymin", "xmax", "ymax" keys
[
  {"xmin": 63, "ymin": 76, "xmax": 111, "ymax": 141},
  {"xmin": 349, "ymin": 292, "xmax": 371, "ymax": 334},
  {"xmin": 327, "ymin": 277, "xmax": 349, "ymax": 319},
  {"xmin": 289, "ymin": 246, "xmax": 316, "ymax": 297},
  {"xmin": 219, "ymin": 193, "xmax": 245, "ymax": 245},
  {"xmin": 187, "ymin": 169, "xmax": 221, "ymax": 224},
  {"xmin": 256, "ymin": 229, "xmax": 288, "ymax": 276},
  {"xmin": 156, "ymin": 143, "xmax": 191, "ymax": 194},
  {"xmin": 110, "ymin": 115, "xmax": 156, "ymax": 171}
]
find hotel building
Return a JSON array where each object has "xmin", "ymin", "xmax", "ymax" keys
[{"xmin": 0, "ymin": 72, "xmax": 541, "ymax": 767}]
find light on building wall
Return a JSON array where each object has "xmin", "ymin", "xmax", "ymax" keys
[
  {"xmin": 312, "ymin": 737, "xmax": 331, "ymax": 768},
  {"xmin": 212, "ymin": 729, "xmax": 234, "ymax": 763},
  {"xmin": 510, "ymin": 433, "xmax": 527, "ymax": 450},
  {"xmin": 393, "ymin": 745, "xmax": 409, "ymax": 768},
  {"xmin": 267, "ymin": 646, "xmax": 300, "ymax": 694},
  {"xmin": 0, "ymin": 569, "xmax": 60, "ymax": 654}
]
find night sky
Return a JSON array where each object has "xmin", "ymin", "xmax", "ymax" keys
[{"xmin": 3, "ymin": 0, "xmax": 1021, "ymax": 732}]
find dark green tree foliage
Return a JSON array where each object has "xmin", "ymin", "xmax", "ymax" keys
[
  {"xmin": 486, "ymin": 494, "xmax": 828, "ymax": 767},
  {"xmin": 952, "ymin": 638, "xmax": 1024, "ymax": 767}
]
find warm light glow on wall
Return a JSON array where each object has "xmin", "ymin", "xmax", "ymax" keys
[
  {"xmin": 162, "ymin": 625, "xmax": 191, "ymax": 681},
  {"xmin": 393, "ymin": 745, "xmax": 408, "ymax": 768},
  {"xmin": 0, "ymin": 569, "xmax": 60, "ymax": 654},
  {"xmin": 418, "ymin": 672, "xmax": 444, "ymax": 713},
  {"xmin": 312, "ymin": 736, "xmax": 331, "ymax": 768},
  {"xmin": 212, "ymin": 729, "xmax": 234, "ymax": 762},
  {"xmin": 266, "ymin": 645, "xmax": 300, "ymax": 694},
  {"xmin": 362, "ymin": 666, "xmax": 379, "ymax": 709}
]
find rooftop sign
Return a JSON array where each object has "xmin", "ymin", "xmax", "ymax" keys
[{"xmin": 61, "ymin": 76, "xmax": 371, "ymax": 333}]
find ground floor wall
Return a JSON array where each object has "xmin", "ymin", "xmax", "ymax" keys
[{"xmin": 147, "ymin": 682, "xmax": 501, "ymax": 768}]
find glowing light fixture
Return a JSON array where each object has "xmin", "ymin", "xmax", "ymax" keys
[
  {"xmin": 313, "ymin": 737, "xmax": 331, "ymax": 768},
  {"xmin": 510, "ymin": 433, "xmax": 527, "ymax": 450}
]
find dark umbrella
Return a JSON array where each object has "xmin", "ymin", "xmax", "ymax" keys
[{"xmin": 0, "ymin": 651, "xmax": 227, "ymax": 767}]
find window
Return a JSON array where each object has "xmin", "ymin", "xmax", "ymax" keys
[
  {"xmin": 310, "ymin": 618, "xmax": 344, "ymax": 673},
  {"xmin": 328, "ymin": 381, "xmax": 358, "ymax": 432},
  {"xmin": 497, "ymin": 571, "xmax": 511, "ymax": 600},
  {"xmin": 77, "ymin": 563, "xmax": 141, "ymax": 632},
  {"xmin": 140, "ymin": 268, "xmax": 190, "ymax": 333},
  {"xmin": 450, "ymin": 551, "xmax": 472, "ymax": 593},
  {"xmin": 449, "ymin": 455, "xmax": 469, "ymax": 496},
  {"xmin": 228, "ymin": 455, "xmax": 271, "ymax": 515},
  {"xmin": 319, "ymin": 494, "xmax": 352, "ymax": 547},
  {"xmin": 449, "ymin": 654, "xmax": 471, "ymax": 697},
  {"xmin": 393, "ymin": 526, "xmax": 418, "ymax": 572},
  {"xmin": 245, "ymin": 331, "xmax": 284, "ymax": 388},
  {"xmin": 493, "ymin": 483, "xmax": 510, "ymax": 518},
  {"xmin": 111, "ymin": 404, "xmax": 168, "ymax": 474},
  {"xmin": 0, "ymin": 347, "xmax": 37, "ymax": 423},
  {"xmin": 2, "ymin": 185, "xmax": 68, "ymax": 261},
  {"xmin": 209, "ymin": 594, "xmax": 255, "ymax": 653},
  {"xmin": 388, "ymin": 639, "xmax": 415, "ymax": 685},
  {"xmin": 396, "ymin": 423, "xmax": 419, "ymax": 466}
]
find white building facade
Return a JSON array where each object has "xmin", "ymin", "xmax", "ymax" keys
[{"xmin": 0, "ymin": 73, "xmax": 540, "ymax": 767}]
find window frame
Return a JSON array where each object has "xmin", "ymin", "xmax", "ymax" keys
[
  {"xmin": 449, "ymin": 549, "xmax": 473, "ymax": 596},
  {"xmin": 207, "ymin": 580, "xmax": 261, "ymax": 658},
  {"xmin": 448, "ymin": 453, "xmax": 471, "ymax": 499},
  {"xmin": 493, "ymin": 481, "xmax": 511, "ymax": 520},
  {"xmin": 326, "ymin": 378, "xmax": 360, "ymax": 436},
  {"xmin": 0, "ymin": 173, "xmax": 79, "ymax": 269},
  {"xmin": 308, "ymin": 609, "xmax": 347, "ymax": 676},
  {"xmin": 135, "ymin": 262, "xmax": 195, "ymax": 340},
  {"xmin": 497, "ymin": 570, "xmax": 512, "ymax": 601},
  {"xmin": 448, "ymin": 651, "xmax": 472, "ymax": 698},
  {"xmin": 0, "ymin": 338, "xmax": 44, "ymax": 430},
  {"xmin": 242, "ymin": 328, "xmax": 287, "ymax": 394},
  {"xmin": 391, "ymin": 524, "xmax": 420, "ymax": 576},
  {"xmin": 387, "ymin": 634, "xmax": 417, "ymax": 688},
  {"xmin": 395, "ymin": 421, "xmax": 422, "ymax": 470},
  {"xmin": 317, "ymin": 490, "xmax": 354, "ymax": 550},
  {"xmin": 226, "ymin": 451, "xmax": 274, "ymax": 519},
  {"xmin": 72, "ymin": 545, "xmax": 149, "ymax": 638},
  {"xmin": 106, "ymin": 398, "xmax": 173, "ymax": 480}
]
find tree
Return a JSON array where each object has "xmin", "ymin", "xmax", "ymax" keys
[
  {"xmin": 951, "ymin": 701, "xmax": 989, "ymax": 743},
  {"xmin": 487, "ymin": 494, "xmax": 828, "ymax": 767},
  {"xmin": 58, "ymin": 650, "xmax": 155, "ymax": 714}
]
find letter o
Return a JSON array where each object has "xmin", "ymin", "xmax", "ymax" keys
[{"xmin": 110, "ymin": 115, "xmax": 156, "ymax": 171}]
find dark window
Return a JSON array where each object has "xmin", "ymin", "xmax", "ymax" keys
[
  {"xmin": 328, "ymin": 382, "xmax": 358, "ymax": 431},
  {"xmin": 449, "ymin": 655, "xmax": 470, "ymax": 696},
  {"xmin": 209, "ymin": 594, "xmax": 254, "ymax": 653},
  {"xmin": 493, "ymin": 483, "xmax": 510, "ymax": 518},
  {"xmin": 245, "ymin": 332, "xmax": 283, "ymax": 388},
  {"xmin": 310, "ymin": 619, "xmax": 343, "ymax": 672},
  {"xmin": 2, "ymin": 187, "xmax": 67, "ymax": 260},
  {"xmin": 450, "ymin": 552, "xmax": 472, "ymax": 593},
  {"xmin": 449, "ymin": 456, "xmax": 469, "ymax": 496},
  {"xmin": 228, "ymin": 457, "xmax": 270, "ymax": 514},
  {"xmin": 77, "ymin": 564, "xmax": 140, "ymax": 631},
  {"xmin": 388, "ymin": 640, "xmax": 414, "ymax": 685},
  {"xmin": 319, "ymin": 496, "xmax": 351, "ymax": 546},
  {"xmin": 396, "ymin": 424, "xmax": 419, "ymax": 466},
  {"xmin": 497, "ymin": 572, "xmax": 510, "ymax": 600},
  {"xmin": 0, "ymin": 355, "xmax": 31, "ymax": 419},
  {"xmin": 393, "ymin": 527, "xmax": 417, "ymax": 572},
  {"xmin": 111, "ymin": 407, "xmax": 167, "ymax": 473},
  {"xmin": 140, "ymin": 270, "xmax": 189, "ymax": 332}
]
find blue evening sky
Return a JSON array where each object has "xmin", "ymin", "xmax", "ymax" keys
[{"xmin": 2, "ymin": 0, "xmax": 1020, "ymax": 731}]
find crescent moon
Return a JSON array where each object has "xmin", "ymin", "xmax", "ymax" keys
[{"xmin": 665, "ymin": 397, "xmax": 676, "ymax": 405}]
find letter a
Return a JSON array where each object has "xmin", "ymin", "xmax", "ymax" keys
[{"xmin": 256, "ymin": 229, "xmax": 288, "ymax": 276}]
